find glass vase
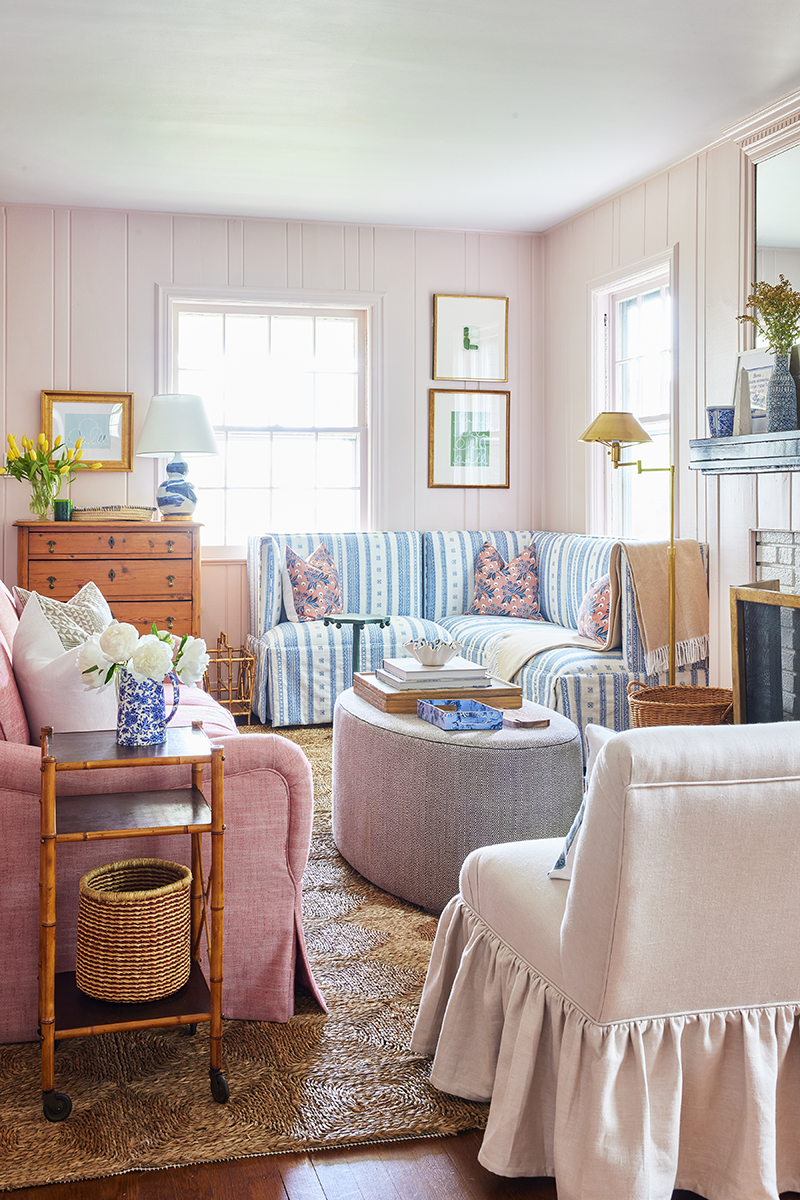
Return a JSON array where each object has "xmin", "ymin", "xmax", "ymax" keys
[{"xmin": 29, "ymin": 477, "xmax": 57, "ymax": 521}]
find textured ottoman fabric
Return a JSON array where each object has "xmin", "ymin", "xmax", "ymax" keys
[{"xmin": 331, "ymin": 689, "xmax": 583, "ymax": 914}]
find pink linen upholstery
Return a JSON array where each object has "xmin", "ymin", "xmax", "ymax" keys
[
  {"xmin": 0, "ymin": 633, "xmax": 29, "ymax": 744},
  {"xmin": 412, "ymin": 722, "xmax": 800, "ymax": 1196},
  {"xmin": 0, "ymin": 581, "xmax": 325, "ymax": 1043},
  {"xmin": 0, "ymin": 580, "xmax": 21, "ymax": 647}
]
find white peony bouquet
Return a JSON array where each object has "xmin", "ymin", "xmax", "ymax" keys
[{"xmin": 78, "ymin": 620, "xmax": 209, "ymax": 690}]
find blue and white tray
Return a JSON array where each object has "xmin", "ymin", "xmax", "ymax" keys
[{"xmin": 416, "ymin": 698, "xmax": 504, "ymax": 731}]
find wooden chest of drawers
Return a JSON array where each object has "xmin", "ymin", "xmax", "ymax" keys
[{"xmin": 15, "ymin": 521, "xmax": 202, "ymax": 637}]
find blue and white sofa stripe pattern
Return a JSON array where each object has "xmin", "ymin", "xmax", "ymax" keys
[
  {"xmin": 423, "ymin": 530, "xmax": 709, "ymax": 753},
  {"xmin": 247, "ymin": 529, "xmax": 710, "ymax": 737},
  {"xmin": 528, "ymin": 531, "xmax": 618, "ymax": 627},
  {"xmin": 246, "ymin": 531, "xmax": 446, "ymax": 727}
]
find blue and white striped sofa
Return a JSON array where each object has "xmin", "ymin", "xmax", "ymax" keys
[
  {"xmin": 424, "ymin": 531, "xmax": 708, "ymax": 752},
  {"xmin": 246, "ymin": 531, "xmax": 446, "ymax": 727},
  {"xmin": 247, "ymin": 529, "xmax": 709, "ymax": 738}
]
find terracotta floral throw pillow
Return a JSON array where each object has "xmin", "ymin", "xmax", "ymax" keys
[
  {"xmin": 468, "ymin": 541, "xmax": 543, "ymax": 619},
  {"xmin": 283, "ymin": 544, "xmax": 344, "ymax": 622},
  {"xmin": 577, "ymin": 574, "xmax": 611, "ymax": 644}
]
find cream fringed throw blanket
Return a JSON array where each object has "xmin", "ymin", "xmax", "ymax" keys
[{"xmin": 624, "ymin": 539, "xmax": 709, "ymax": 675}]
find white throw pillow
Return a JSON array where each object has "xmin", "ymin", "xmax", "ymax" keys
[
  {"xmin": 584, "ymin": 722, "xmax": 617, "ymax": 784},
  {"xmin": 14, "ymin": 581, "xmax": 113, "ymax": 650},
  {"xmin": 548, "ymin": 724, "xmax": 618, "ymax": 881},
  {"xmin": 12, "ymin": 593, "xmax": 117, "ymax": 739}
]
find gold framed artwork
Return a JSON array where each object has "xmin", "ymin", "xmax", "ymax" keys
[
  {"xmin": 41, "ymin": 391, "xmax": 133, "ymax": 472},
  {"xmin": 428, "ymin": 389, "xmax": 510, "ymax": 488},
  {"xmin": 433, "ymin": 294, "xmax": 509, "ymax": 382}
]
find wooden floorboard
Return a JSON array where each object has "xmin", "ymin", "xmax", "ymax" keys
[{"xmin": 8, "ymin": 1133, "xmax": 800, "ymax": 1198}]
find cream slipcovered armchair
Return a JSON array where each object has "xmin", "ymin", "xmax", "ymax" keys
[{"xmin": 411, "ymin": 722, "xmax": 800, "ymax": 1199}]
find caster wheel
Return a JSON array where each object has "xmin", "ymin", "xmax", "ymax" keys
[
  {"xmin": 185, "ymin": 1023, "xmax": 197, "ymax": 1036},
  {"xmin": 210, "ymin": 1070, "xmax": 230, "ymax": 1104},
  {"xmin": 43, "ymin": 1091, "xmax": 72, "ymax": 1122}
]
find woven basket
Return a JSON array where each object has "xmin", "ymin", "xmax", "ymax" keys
[
  {"xmin": 71, "ymin": 505, "xmax": 156, "ymax": 522},
  {"xmin": 76, "ymin": 858, "xmax": 192, "ymax": 1003},
  {"xmin": 627, "ymin": 681, "xmax": 734, "ymax": 728}
]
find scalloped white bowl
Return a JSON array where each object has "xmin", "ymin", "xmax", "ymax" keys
[{"xmin": 403, "ymin": 639, "xmax": 462, "ymax": 667}]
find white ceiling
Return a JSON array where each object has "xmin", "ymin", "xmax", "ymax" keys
[{"xmin": 3, "ymin": 0, "xmax": 800, "ymax": 233}]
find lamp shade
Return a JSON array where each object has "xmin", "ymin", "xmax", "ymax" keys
[
  {"xmin": 579, "ymin": 411, "xmax": 652, "ymax": 447},
  {"xmin": 136, "ymin": 394, "xmax": 218, "ymax": 457}
]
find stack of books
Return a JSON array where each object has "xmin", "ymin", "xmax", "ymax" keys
[
  {"xmin": 376, "ymin": 655, "xmax": 491, "ymax": 691},
  {"xmin": 353, "ymin": 656, "xmax": 523, "ymax": 714}
]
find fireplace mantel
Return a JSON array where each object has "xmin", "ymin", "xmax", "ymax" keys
[{"xmin": 688, "ymin": 431, "xmax": 800, "ymax": 474}]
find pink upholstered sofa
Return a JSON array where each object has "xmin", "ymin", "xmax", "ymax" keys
[{"xmin": 0, "ymin": 579, "xmax": 325, "ymax": 1045}]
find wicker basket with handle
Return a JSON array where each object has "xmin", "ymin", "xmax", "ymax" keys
[
  {"xmin": 76, "ymin": 858, "xmax": 192, "ymax": 1003},
  {"xmin": 627, "ymin": 681, "xmax": 734, "ymax": 728}
]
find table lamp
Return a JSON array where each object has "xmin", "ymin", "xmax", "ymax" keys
[
  {"xmin": 579, "ymin": 410, "xmax": 676, "ymax": 685},
  {"xmin": 136, "ymin": 394, "xmax": 218, "ymax": 521}
]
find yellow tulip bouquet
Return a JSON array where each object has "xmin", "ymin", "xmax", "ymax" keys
[{"xmin": 1, "ymin": 432, "xmax": 101, "ymax": 518}]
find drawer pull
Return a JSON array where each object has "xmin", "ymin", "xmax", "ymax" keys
[
  {"xmin": 108, "ymin": 569, "xmax": 116, "ymax": 583},
  {"xmin": 47, "ymin": 576, "xmax": 57, "ymax": 591},
  {"xmin": 108, "ymin": 536, "xmax": 115, "ymax": 550},
  {"xmin": 47, "ymin": 540, "xmax": 56, "ymax": 554},
  {"xmin": 166, "ymin": 616, "xmax": 175, "ymax": 630},
  {"xmin": 166, "ymin": 540, "xmax": 175, "ymax": 554},
  {"xmin": 166, "ymin": 574, "xmax": 175, "ymax": 588}
]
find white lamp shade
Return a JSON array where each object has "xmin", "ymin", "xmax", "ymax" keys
[{"xmin": 136, "ymin": 394, "xmax": 218, "ymax": 457}]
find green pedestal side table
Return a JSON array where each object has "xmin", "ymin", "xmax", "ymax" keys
[{"xmin": 322, "ymin": 613, "xmax": 391, "ymax": 677}]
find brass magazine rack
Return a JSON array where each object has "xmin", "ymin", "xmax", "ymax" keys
[{"xmin": 203, "ymin": 633, "xmax": 256, "ymax": 725}]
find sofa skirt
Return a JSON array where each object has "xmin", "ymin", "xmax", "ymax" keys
[{"xmin": 248, "ymin": 615, "xmax": 447, "ymax": 726}]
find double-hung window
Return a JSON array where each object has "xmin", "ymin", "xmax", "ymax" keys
[
  {"xmin": 592, "ymin": 264, "xmax": 673, "ymax": 540},
  {"xmin": 170, "ymin": 303, "xmax": 368, "ymax": 548}
]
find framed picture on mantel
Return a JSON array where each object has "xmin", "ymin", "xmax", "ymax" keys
[
  {"xmin": 731, "ymin": 349, "xmax": 773, "ymax": 414},
  {"xmin": 433, "ymin": 295, "xmax": 508, "ymax": 381},
  {"xmin": 41, "ymin": 391, "xmax": 133, "ymax": 471},
  {"xmin": 429, "ymin": 388, "xmax": 510, "ymax": 488}
]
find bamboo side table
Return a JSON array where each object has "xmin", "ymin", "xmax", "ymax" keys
[{"xmin": 38, "ymin": 721, "xmax": 227, "ymax": 1121}]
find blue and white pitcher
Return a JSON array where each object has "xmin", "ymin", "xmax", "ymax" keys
[{"xmin": 116, "ymin": 669, "xmax": 180, "ymax": 746}]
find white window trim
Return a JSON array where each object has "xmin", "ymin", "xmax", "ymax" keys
[
  {"xmin": 155, "ymin": 283, "xmax": 387, "ymax": 549},
  {"xmin": 585, "ymin": 246, "xmax": 679, "ymax": 537}
]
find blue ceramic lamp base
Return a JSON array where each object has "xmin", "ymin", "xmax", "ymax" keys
[{"xmin": 156, "ymin": 453, "xmax": 198, "ymax": 521}]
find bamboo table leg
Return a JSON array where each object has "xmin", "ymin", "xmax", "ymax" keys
[
  {"xmin": 39, "ymin": 749, "xmax": 71, "ymax": 1121},
  {"xmin": 209, "ymin": 746, "xmax": 228, "ymax": 1103},
  {"xmin": 190, "ymin": 761, "xmax": 204, "ymax": 962}
]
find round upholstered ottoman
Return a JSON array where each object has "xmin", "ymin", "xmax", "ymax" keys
[{"xmin": 331, "ymin": 688, "xmax": 583, "ymax": 914}]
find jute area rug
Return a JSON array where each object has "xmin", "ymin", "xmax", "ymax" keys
[{"xmin": 0, "ymin": 724, "xmax": 487, "ymax": 1192}]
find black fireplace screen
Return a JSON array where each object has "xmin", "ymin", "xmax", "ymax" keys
[{"xmin": 731, "ymin": 582, "xmax": 800, "ymax": 722}]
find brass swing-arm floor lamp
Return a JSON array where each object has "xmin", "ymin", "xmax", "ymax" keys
[{"xmin": 579, "ymin": 411, "xmax": 676, "ymax": 686}]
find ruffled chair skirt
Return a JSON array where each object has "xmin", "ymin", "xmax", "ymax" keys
[{"xmin": 411, "ymin": 896, "xmax": 800, "ymax": 1200}]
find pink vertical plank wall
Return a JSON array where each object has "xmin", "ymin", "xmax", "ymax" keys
[
  {"xmin": 540, "ymin": 114, "xmax": 798, "ymax": 687},
  {"xmin": 4, "ymin": 206, "xmax": 54, "ymax": 531},
  {"xmin": 0, "ymin": 203, "xmax": 539, "ymax": 648}
]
